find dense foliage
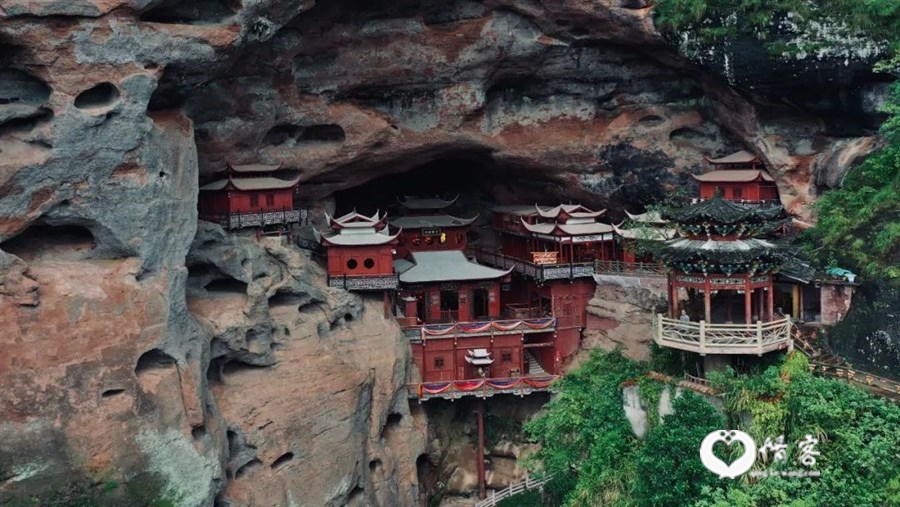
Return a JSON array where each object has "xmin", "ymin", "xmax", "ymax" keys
[
  {"xmin": 654, "ymin": 1, "xmax": 900, "ymax": 53},
  {"xmin": 525, "ymin": 351, "xmax": 900, "ymax": 506}
]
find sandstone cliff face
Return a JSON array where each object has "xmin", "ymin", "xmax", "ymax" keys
[
  {"xmin": 0, "ymin": 0, "xmax": 885, "ymax": 505},
  {"xmin": 583, "ymin": 274, "xmax": 669, "ymax": 363}
]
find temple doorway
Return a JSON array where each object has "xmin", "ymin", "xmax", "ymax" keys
[{"xmin": 472, "ymin": 288, "xmax": 489, "ymax": 321}]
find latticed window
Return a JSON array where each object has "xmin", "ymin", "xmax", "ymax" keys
[
  {"xmin": 434, "ymin": 356, "xmax": 445, "ymax": 368},
  {"xmin": 501, "ymin": 351, "xmax": 512, "ymax": 363}
]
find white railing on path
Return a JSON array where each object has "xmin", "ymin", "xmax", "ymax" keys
[
  {"xmin": 653, "ymin": 314, "xmax": 793, "ymax": 355},
  {"xmin": 474, "ymin": 474, "xmax": 552, "ymax": 507}
]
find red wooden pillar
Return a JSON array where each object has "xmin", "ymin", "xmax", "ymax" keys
[
  {"xmin": 703, "ymin": 278, "xmax": 712, "ymax": 323},
  {"xmin": 670, "ymin": 277, "xmax": 679, "ymax": 318},
  {"xmin": 744, "ymin": 277, "xmax": 753, "ymax": 325},
  {"xmin": 767, "ymin": 278, "xmax": 775, "ymax": 322},
  {"xmin": 757, "ymin": 286, "xmax": 764, "ymax": 322},
  {"xmin": 404, "ymin": 296, "xmax": 418, "ymax": 321}
]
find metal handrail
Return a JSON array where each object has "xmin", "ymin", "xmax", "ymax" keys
[{"xmin": 474, "ymin": 474, "xmax": 552, "ymax": 507}]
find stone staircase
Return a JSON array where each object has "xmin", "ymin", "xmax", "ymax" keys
[{"xmin": 525, "ymin": 350, "xmax": 548, "ymax": 376}]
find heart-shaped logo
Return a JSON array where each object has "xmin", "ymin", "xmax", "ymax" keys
[{"xmin": 700, "ymin": 430, "xmax": 757, "ymax": 479}]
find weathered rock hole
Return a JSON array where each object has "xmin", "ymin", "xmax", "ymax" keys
[
  {"xmin": 221, "ymin": 359, "xmax": 270, "ymax": 377},
  {"xmin": 638, "ymin": 114, "xmax": 664, "ymax": 126},
  {"xmin": 0, "ymin": 108, "xmax": 52, "ymax": 133},
  {"xmin": 101, "ymin": 388, "xmax": 126, "ymax": 399},
  {"xmin": 204, "ymin": 278, "xmax": 249, "ymax": 294},
  {"xmin": 207, "ymin": 356, "xmax": 227, "ymax": 384},
  {"xmin": 306, "ymin": 123, "xmax": 345, "ymax": 140},
  {"xmin": 347, "ymin": 486, "xmax": 365, "ymax": 505},
  {"xmin": 669, "ymin": 126, "xmax": 717, "ymax": 150},
  {"xmin": 619, "ymin": 0, "xmax": 650, "ymax": 8},
  {"xmin": 262, "ymin": 123, "xmax": 345, "ymax": 146},
  {"xmin": 140, "ymin": 0, "xmax": 239, "ymax": 24},
  {"xmin": 416, "ymin": 453, "xmax": 438, "ymax": 503},
  {"xmin": 380, "ymin": 412, "xmax": 402, "ymax": 440},
  {"xmin": 74, "ymin": 82, "xmax": 120, "ymax": 111},
  {"xmin": 234, "ymin": 458, "xmax": 261, "ymax": 479},
  {"xmin": 192, "ymin": 426, "xmax": 207, "ymax": 441},
  {"xmin": 262, "ymin": 124, "xmax": 303, "ymax": 146},
  {"xmin": 1, "ymin": 224, "xmax": 96, "ymax": 262},
  {"xmin": 271, "ymin": 452, "xmax": 294, "ymax": 470},
  {"xmin": 369, "ymin": 459, "xmax": 382, "ymax": 473},
  {"xmin": 269, "ymin": 292, "xmax": 306, "ymax": 307},
  {"xmin": 0, "ymin": 69, "xmax": 51, "ymax": 105},
  {"xmin": 135, "ymin": 348, "xmax": 177, "ymax": 375},
  {"xmin": 344, "ymin": 313, "xmax": 354, "ymax": 322}
]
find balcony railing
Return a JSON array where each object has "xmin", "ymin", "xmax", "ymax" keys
[
  {"xmin": 469, "ymin": 249, "xmax": 595, "ymax": 281},
  {"xmin": 327, "ymin": 274, "xmax": 399, "ymax": 291},
  {"xmin": 653, "ymin": 314, "xmax": 792, "ymax": 355},
  {"xmin": 408, "ymin": 375, "xmax": 559, "ymax": 401},
  {"xmin": 504, "ymin": 303, "xmax": 549, "ymax": 319},
  {"xmin": 594, "ymin": 260, "xmax": 665, "ymax": 278},
  {"xmin": 402, "ymin": 317, "xmax": 556, "ymax": 341},
  {"xmin": 201, "ymin": 208, "xmax": 308, "ymax": 230}
]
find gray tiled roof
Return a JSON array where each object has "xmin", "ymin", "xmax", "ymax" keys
[{"xmin": 398, "ymin": 250, "xmax": 512, "ymax": 283}]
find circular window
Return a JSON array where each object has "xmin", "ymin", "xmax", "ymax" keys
[
  {"xmin": 364, "ymin": 258, "xmax": 375, "ymax": 269},
  {"xmin": 346, "ymin": 258, "xmax": 358, "ymax": 269}
]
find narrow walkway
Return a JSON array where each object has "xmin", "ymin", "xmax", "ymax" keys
[{"xmin": 792, "ymin": 324, "xmax": 900, "ymax": 401}]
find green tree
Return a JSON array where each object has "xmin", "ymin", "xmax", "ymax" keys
[
  {"xmin": 632, "ymin": 392, "xmax": 726, "ymax": 506},
  {"xmin": 524, "ymin": 350, "xmax": 643, "ymax": 506}
]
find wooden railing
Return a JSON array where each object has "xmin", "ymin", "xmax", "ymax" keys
[
  {"xmin": 409, "ymin": 375, "xmax": 558, "ymax": 401},
  {"xmin": 503, "ymin": 303, "xmax": 548, "ymax": 319},
  {"xmin": 327, "ymin": 274, "xmax": 399, "ymax": 291},
  {"xmin": 474, "ymin": 474, "xmax": 552, "ymax": 507},
  {"xmin": 653, "ymin": 314, "xmax": 793, "ymax": 355},
  {"xmin": 594, "ymin": 260, "xmax": 665, "ymax": 277},
  {"xmin": 469, "ymin": 248, "xmax": 595, "ymax": 281},
  {"xmin": 402, "ymin": 317, "xmax": 557, "ymax": 341},
  {"xmin": 201, "ymin": 208, "xmax": 308, "ymax": 230}
]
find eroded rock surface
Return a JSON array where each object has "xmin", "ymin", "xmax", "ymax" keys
[
  {"xmin": 583, "ymin": 274, "xmax": 669, "ymax": 362},
  {"xmin": 0, "ymin": 0, "xmax": 888, "ymax": 505}
]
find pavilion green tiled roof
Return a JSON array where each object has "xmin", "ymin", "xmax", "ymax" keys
[{"xmin": 663, "ymin": 197, "xmax": 784, "ymax": 225}]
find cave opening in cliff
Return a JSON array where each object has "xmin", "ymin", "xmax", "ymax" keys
[
  {"xmin": 139, "ymin": 0, "xmax": 239, "ymax": 25},
  {"xmin": 1, "ymin": 223, "xmax": 96, "ymax": 262},
  {"xmin": 330, "ymin": 154, "xmax": 572, "ymax": 217}
]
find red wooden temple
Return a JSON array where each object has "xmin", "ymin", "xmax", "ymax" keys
[
  {"xmin": 614, "ymin": 210, "xmax": 676, "ymax": 264},
  {"xmin": 694, "ymin": 150, "xmax": 778, "ymax": 203},
  {"xmin": 314, "ymin": 210, "xmax": 400, "ymax": 291},
  {"xmin": 199, "ymin": 163, "xmax": 305, "ymax": 230}
]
